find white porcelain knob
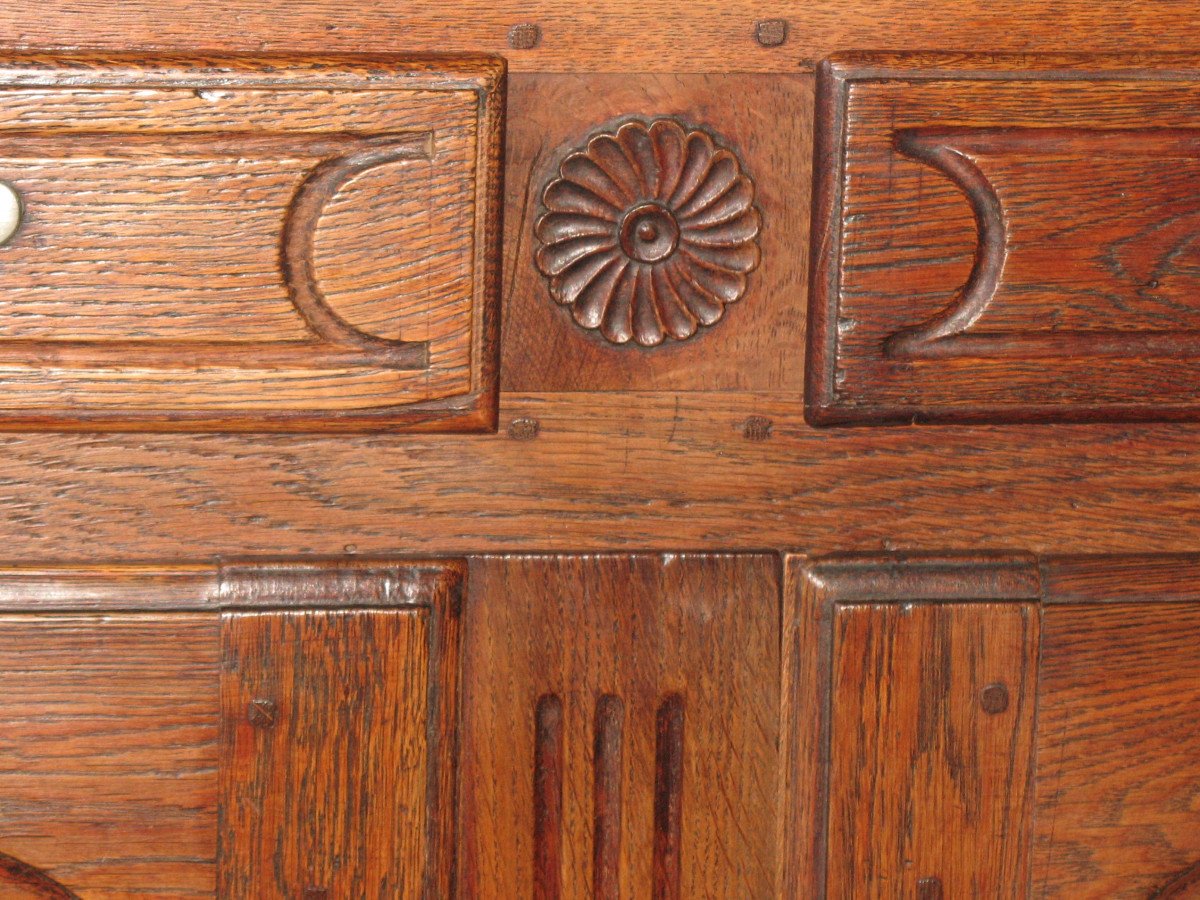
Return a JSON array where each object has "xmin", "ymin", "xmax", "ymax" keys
[{"xmin": 0, "ymin": 182, "xmax": 22, "ymax": 246}]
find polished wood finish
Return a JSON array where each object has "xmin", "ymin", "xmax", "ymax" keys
[
  {"xmin": 828, "ymin": 602, "xmax": 1038, "ymax": 897},
  {"xmin": 220, "ymin": 609, "xmax": 432, "ymax": 897},
  {"xmin": 0, "ymin": 52, "xmax": 503, "ymax": 431},
  {"xmin": 0, "ymin": 614, "xmax": 218, "ymax": 898},
  {"xmin": 460, "ymin": 554, "xmax": 780, "ymax": 898},
  {"xmin": 809, "ymin": 53, "xmax": 1200, "ymax": 424},
  {"xmin": 503, "ymin": 74, "xmax": 807, "ymax": 390},
  {"xmin": 5, "ymin": 394, "xmax": 1200, "ymax": 557},
  {"xmin": 788, "ymin": 553, "xmax": 1200, "ymax": 897},
  {"xmin": 1035, "ymin": 572, "xmax": 1200, "ymax": 897},
  {"xmin": 0, "ymin": 6, "xmax": 1198, "ymax": 898},
  {"xmin": 0, "ymin": 561, "xmax": 461, "ymax": 898},
  {"xmin": 4, "ymin": 3, "xmax": 1200, "ymax": 74},
  {"xmin": 784, "ymin": 554, "xmax": 1040, "ymax": 897}
]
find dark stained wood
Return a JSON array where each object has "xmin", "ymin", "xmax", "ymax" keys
[
  {"xmin": 459, "ymin": 554, "xmax": 780, "ymax": 898},
  {"xmin": 5, "ymin": 2, "xmax": 1200, "ymax": 74},
  {"xmin": 1035, "ymin": 600, "xmax": 1200, "ymax": 898},
  {"xmin": 533, "ymin": 694, "xmax": 565, "ymax": 900},
  {"xmin": 1044, "ymin": 553, "xmax": 1200, "ymax": 604},
  {"xmin": 0, "ymin": 561, "xmax": 461, "ymax": 897},
  {"xmin": 503, "ymin": 74, "xmax": 808, "ymax": 391},
  {"xmin": 784, "ymin": 554, "xmax": 1041, "ymax": 897},
  {"xmin": 2, "ymin": 11, "xmax": 1200, "ymax": 900},
  {"xmin": 0, "ymin": 52, "xmax": 503, "ymax": 432},
  {"xmin": 651, "ymin": 694, "xmax": 685, "ymax": 900},
  {"xmin": 809, "ymin": 52, "xmax": 1200, "ymax": 424},
  {"xmin": 0, "ymin": 852, "xmax": 81, "ymax": 899},
  {"xmin": 591, "ymin": 693, "xmax": 625, "ymax": 900},
  {"xmin": 827, "ymin": 601, "xmax": 1039, "ymax": 896},
  {"xmin": 219, "ymin": 609, "xmax": 433, "ymax": 897},
  {"xmin": 0, "ymin": 614, "xmax": 219, "ymax": 898}
]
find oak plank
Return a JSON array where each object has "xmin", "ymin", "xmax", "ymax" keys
[
  {"xmin": 0, "ymin": 614, "xmax": 219, "ymax": 899},
  {"xmin": 4, "ymin": 2, "xmax": 1200, "ymax": 74},
  {"xmin": 826, "ymin": 601, "xmax": 1038, "ymax": 897},
  {"xmin": 1034, "ymin": 602, "xmax": 1200, "ymax": 897},
  {"xmin": 0, "ymin": 53, "xmax": 504, "ymax": 431},
  {"xmin": 502, "ymin": 74, "xmax": 808, "ymax": 391},
  {"xmin": 218, "ymin": 608, "xmax": 434, "ymax": 898},
  {"xmin": 0, "ymin": 392, "xmax": 1198, "ymax": 556},
  {"xmin": 809, "ymin": 53, "xmax": 1200, "ymax": 424}
]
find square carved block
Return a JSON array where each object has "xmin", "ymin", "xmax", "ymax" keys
[
  {"xmin": 808, "ymin": 53, "xmax": 1200, "ymax": 425},
  {"xmin": 0, "ymin": 53, "xmax": 504, "ymax": 431}
]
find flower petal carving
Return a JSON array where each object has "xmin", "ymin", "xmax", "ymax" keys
[{"xmin": 535, "ymin": 118, "xmax": 761, "ymax": 347}]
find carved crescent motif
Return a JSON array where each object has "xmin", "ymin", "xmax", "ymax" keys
[
  {"xmin": 281, "ymin": 136, "xmax": 433, "ymax": 368},
  {"xmin": 0, "ymin": 132, "xmax": 432, "ymax": 372},
  {"xmin": 0, "ymin": 851, "xmax": 81, "ymax": 899},
  {"xmin": 884, "ymin": 127, "xmax": 1008, "ymax": 358}
]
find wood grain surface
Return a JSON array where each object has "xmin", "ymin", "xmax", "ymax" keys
[
  {"xmin": 459, "ymin": 554, "xmax": 780, "ymax": 898},
  {"xmin": 0, "ymin": 67, "xmax": 1183, "ymax": 553},
  {"xmin": 827, "ymin": 602, "xmax": 1038, "ymax": 897},
  {"xmin": 0, "ymin": 614, "xmax": 219, "ymax": 899},
  {"xmin": 219, "ymin": 609, "xmax": 434, "ymax": 898},
  {"xmin": 0, "ymin": 561, "xmax": 461, "ymax": 898},
  {"xmin": 502, "ymin": 75, "xmax": 807, "ymax": 391},
  {"xmin": 0, "ymin": 52, "xmax": 504, "ymax": 431},
  {"xmin": 0, "ymin": 392, "xmax": 1199, "ymax": 556},
  {"xmin": 1035, "ymin": 601, "xmax": 1200, "ymax": 898},
  {"xmin": 785, "ymin": 555, "xmax": 1041, "ymax": 898},
  {"xmin": 5, "ymin": 2, "xmax": 1200, "ymax": 74},
  {"xmin": 809, "ymin": 53, "xmax": 1200, "ymax": 424}
]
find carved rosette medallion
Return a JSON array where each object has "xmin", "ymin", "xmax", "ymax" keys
[{"xmin": 534, "ymin": 119, "xmax": 761, "ymax": 347}]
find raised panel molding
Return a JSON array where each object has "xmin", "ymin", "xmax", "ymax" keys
[
  {"xmin": 785, "ymin": 552, "xmax": 1200, "ymax": 898},
  {"xmin": 808, "ymin": 53, "xmax": 1200, "ymax": 424},
  {"xmin": 0, "ymin": 559, "xmax": 463, "ymax": 898},
  {"xmin": 0, "ymin": 53, "xmax": 504, "ymax": 432},
  {"xmin": 783, "ymin": 553, "xmax": 1041, "ymax": 897}
]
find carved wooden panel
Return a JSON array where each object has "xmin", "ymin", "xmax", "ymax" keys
[
  {"xmin": 808, "ymin": 53, "xmax": 1200, "ymax": 424},
  {"xmin": 0, "ymin": 559, "xmax": 462, "ymax": 898},
  {"xmin": 784, "ymin": 554, "xmax": 1041, "ymax": 896},
  {"xmin": 0, "ymin": 53, "xmax": 503, "ymax": 431},
  {"xmin": 533, "ymin": 117, "xmax": 761, "ymax": 347},
  {"xmin": 503, "ymin": 74, "xmax": 809, "ymax": 391},
  {"xmin": 459, "ymin": 554, "xmax": 780, "ymax": 898}
]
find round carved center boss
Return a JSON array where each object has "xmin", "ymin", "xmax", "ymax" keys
[
  {"xmin": 534, "ymin": 118, "xmax": 761, "ymax": 347},
  {"xmin": 620, "ymin": 202, "xmax": 679, "ymax": 264}
]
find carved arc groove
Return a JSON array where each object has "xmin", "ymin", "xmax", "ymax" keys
[
  {"xmin": 1150, "ymin": 859, "xmax": 1200, "ymax": 899},
  {"xmin": 884, "ymin": 127, "xmax": 1008, "ymax": 358},
  {"xmin": 0, "ymin": 851, "xmax": 82, "ymax": 899},
  {"xmin": 280, "ymin": 134, "xmax": 434, "ymax": 368}
]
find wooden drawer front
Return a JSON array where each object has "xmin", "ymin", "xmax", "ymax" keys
[
  {"xmin": 0, "ymin": 561, "xmax": 462, "ymax": 898},
  {"xmin": 0, "ymin": 53, "xmax": 503, "ymax": 432},
  {"xmin": 808, "ymin": 53, "xmax": 1200, "ymax": 425}
]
